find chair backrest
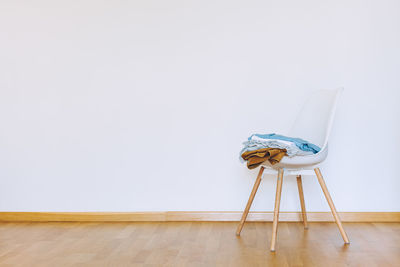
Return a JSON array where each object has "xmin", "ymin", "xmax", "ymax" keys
[{"xmin": 289, "ymin": 87, "xmax": 343, "ymax": 150}]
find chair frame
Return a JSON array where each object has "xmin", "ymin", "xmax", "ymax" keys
[
  {"xmin": 236, "ymin": 166, "xmax": 350, "ymax": 252},
  {"xmin": 236, "ymin": 88, "xmax": 349, "ymax": 251}
]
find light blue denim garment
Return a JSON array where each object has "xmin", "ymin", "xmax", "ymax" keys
[{"xmin": 248, "ymin": 133, "xmax": 321, "ymax": 154}]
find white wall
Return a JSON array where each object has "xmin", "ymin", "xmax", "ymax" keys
[{"xmin": 1, "ymin": 0, "xmax": 399, "ymax": 212}]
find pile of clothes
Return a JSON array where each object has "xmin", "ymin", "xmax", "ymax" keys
[{"xmin": 240, "ymin": 133, "xmax": 321, "ymax": 169}]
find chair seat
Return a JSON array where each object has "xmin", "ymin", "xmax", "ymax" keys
[{"xmin": 261, "ymin": 147, "xmax": 328, "ymax": 170}]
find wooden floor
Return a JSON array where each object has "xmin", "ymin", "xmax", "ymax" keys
[{"xmin": 0, "ymin": 222, "xmax": 399, "ymax": 266}]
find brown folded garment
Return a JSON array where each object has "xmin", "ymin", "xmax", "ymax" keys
[{"xmin": 241, "ymin": 148, "xmax": 287, "ymax": 169}]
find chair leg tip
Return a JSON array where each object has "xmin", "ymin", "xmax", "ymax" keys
[{"xmin": 270, "ymin": 249, "xmax": 275, "ymax": 252}]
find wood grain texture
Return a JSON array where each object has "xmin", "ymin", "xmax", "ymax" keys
[
  {"xmin": 0, "ymin": 221, "xmax": 399, "ymax": 266},
  {"xmin": 0, "ymin": 212, "xmax": 400, "ymax": 222},
  {"xmin": 236, "ymin": 166, "xmax": 264, "ymax": 235},
  {"xmin": 296, "ymin": 175, "xmax": 309, "ymax": 229},
  {"xmin": 315, "ymin": 168, "xmax": 350, "ymax": 244},
  {"xmin": 270, "ymin": 168, "xmax": 284, "ymax": 251}
]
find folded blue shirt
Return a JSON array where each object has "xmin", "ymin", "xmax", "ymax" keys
[{"xmin": 248, "ymin": 133, "xmax": 321, "ymax": 154}]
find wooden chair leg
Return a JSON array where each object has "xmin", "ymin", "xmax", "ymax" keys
[
  {"xmin": 270, "ymin": 168, "xmax": 284, "ymax": 252},
  {"xmin": 236, "ymin": 167, "xmax": 264, "ymax": 236},
  {"xmin": 314, "ymin": 168, "xmax": 350, "ymax": 244},
  {"xmin": 296, "ymin": 175, "xmax": 308, "ymax": 229}
]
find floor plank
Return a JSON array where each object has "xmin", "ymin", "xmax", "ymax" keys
[{"xmin": 0, "ymin": 222, "xmax": 399, "ymax": 266}]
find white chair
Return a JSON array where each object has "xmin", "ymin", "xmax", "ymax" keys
[{"xmin": 236, "ymin": 87, "xmax": 349, "ymax": 252}]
